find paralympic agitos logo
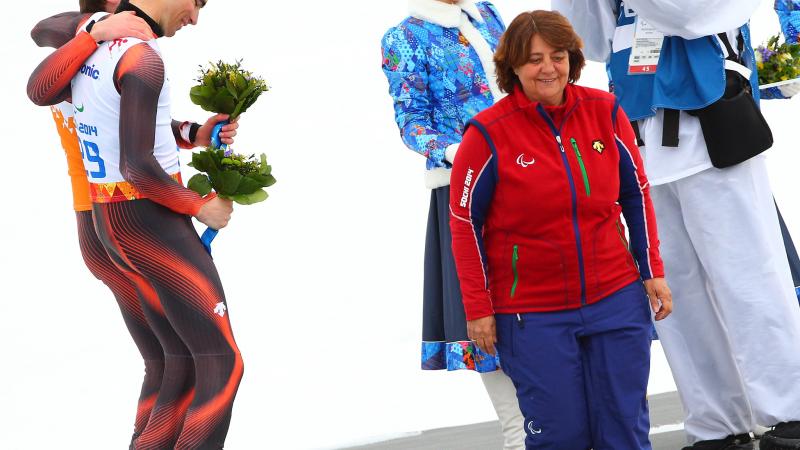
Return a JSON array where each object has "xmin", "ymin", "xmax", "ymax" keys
[{"xmin": 79, "ymin": 64, "xmax": 100, "ymax": 80}]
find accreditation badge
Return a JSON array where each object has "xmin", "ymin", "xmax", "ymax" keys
[{"xmin": 628, "ymin": 17, "xmax": 664, "ymax": 75}]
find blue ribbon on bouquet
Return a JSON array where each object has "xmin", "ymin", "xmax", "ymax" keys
[{"xmin": 200, "ymin": 120, "xmax": 229, "ymax": 255}]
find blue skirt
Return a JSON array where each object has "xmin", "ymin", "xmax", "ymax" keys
[{"xmin": 421, "ymin": 186, "xmax": 499, "ymax": 372}]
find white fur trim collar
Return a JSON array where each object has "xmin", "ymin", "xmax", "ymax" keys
[
  {"xmin": 425, "ymin": 167, "xmax": 453, "ymax": 189},
  {"xmin": 408, "ymin": 0, "xmax": 483, "ymax": 28}
]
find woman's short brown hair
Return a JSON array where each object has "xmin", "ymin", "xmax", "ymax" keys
[
  {"xmin": 494, "ymin": 10, "xmax": 585, "ymax": 93},
  {"xmin": 79, "ymin": 0, "xmax": 107, "ymax": 13}
]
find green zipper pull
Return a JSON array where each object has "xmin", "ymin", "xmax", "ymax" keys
[
  {"xmin": 511, "ymin": 245, "xmax": 519, "ymax": 298},
  {"xmin": 570, "ymin": 137, "xmax": 591, "ymax": 197}
]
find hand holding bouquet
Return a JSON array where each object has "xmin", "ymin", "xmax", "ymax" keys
[
  {"xmin": 187, "ymin": 60, "xmax": 275, "ymax": 252},
  {"xmin": 756, "ymin": 35, "xmax": 800, "ymax": 99}
]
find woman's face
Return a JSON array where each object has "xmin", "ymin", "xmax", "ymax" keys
[{"xmin": 515, "ymin": 34, "xmax": 570, "ymax": 106}]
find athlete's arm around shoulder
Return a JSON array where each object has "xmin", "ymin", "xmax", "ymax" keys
[
  {"xmin": 26, "ymin": 12, "xmax": 153, "ymax": 106},
  {"xmin": 31, "ymin": 12, "xmax": 88, "ymax": 49}
]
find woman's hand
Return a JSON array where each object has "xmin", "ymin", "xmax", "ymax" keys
[
  {"xmin": 644, "ymin": 277, "xmax": 673, "ymax": 321},
  {"xmin": 90, "ymin": 11, "xmax": 153, "ymax": 43},
  {"xmin": 467, "ymin": 315, "xmax": 497, "ymax": 355},
  {"xmin": 195, "ymin": 114, "xmax": 239, "ymax": 147}
]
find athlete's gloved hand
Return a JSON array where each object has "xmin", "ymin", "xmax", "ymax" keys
[
  {"xmin": 467, "ymin": 315, "xmax": 497, "ymax": 355},
  {"xmin": 644, "ymin": 277, "xmax": 673, "ymax": 321},
  {"xmin": 195, "ymin": 114, "xmax": 239, "ymax": 147},
  {"xmin": 90, "ymin": 11, "xmax": 153, "ymax": 43},
  {"xmin": 196, "ymin": 196, "xmax": 234, "ymax": 230}
]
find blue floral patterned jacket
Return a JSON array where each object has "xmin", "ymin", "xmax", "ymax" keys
[{"xmin": 381, "ymin": 1, "xmax": 505, "ymax": 182}]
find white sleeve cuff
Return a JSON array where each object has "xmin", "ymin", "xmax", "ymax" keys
[
  {"xmin": 445, "ymin": 144, "xmax": 459, "ymax": 164},
  {"xmin": 78, "ymin": 12, "xmax": 111, "ymax": 35},
  {"xmin": 179, "ymin": 121, "xmax": 193, "ymax": 143}
]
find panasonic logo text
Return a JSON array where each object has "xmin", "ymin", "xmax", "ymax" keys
[
  {"xmin": 80, "ymin": 64, "xmax": 100, "ymax": 80},
  {"xmin": 459, "ymin": 168, "xmax": 475, "ymax": 208}
]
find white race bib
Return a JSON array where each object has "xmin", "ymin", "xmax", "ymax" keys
[{"xmin": 628, "ymin": 17, "xmax": 664, "ymax": 75}]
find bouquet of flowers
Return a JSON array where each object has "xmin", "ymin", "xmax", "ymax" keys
[
  {"xmin": 756, "ymin": 35, "xmax": 800, "ymax": 99},
  {"xmin": 187, "ymin": 150, "xmax": 276, "ymax": 205},
  {"xmin": 187, "ymin": 61, "xmax": 274, "ymax": 252},
  {"xmin": 190, "ymin": 60, "xmax": 269, "ymax": 119}
]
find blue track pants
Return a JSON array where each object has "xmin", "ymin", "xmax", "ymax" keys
[{"xmin": 496, "ymin": 281, "xmax": 652, "ymax": 450}]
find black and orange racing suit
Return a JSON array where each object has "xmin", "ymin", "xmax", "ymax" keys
[{"xmin": 28, "ymin": 6, "xmax": 243, "ymax": 449}]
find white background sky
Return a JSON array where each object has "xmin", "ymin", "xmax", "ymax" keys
[{"xmin": 1, "ymin": 1, "xmax": 798, "ymax": 449}]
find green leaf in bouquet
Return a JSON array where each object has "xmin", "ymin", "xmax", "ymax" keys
[
  {"xmin": 240, "ymin": 96, "xmax": 259, "ymax": 113},
  {"xmin": 236, "ymin": 174, "xmax": 264, "ymax": 195},
  {"xmin": 200, "ymin": 85, "xmax": 215, "ymax": 99},
  {"xmin": 215, "ymin": 169, "xmax": 244, "ymax": 195},
  {"xmin": 231, "ymin": 189, "xmax": 268, "ymax": 205},
  {"xmin": 189, "ymin": 151, "xmax": 212, "ymax": 172},
  {"xmin": 231, "ymin": 100, "xmax": 246, "ymax": 121},
  {"xmin": 187, "ymin": 174, "xmax": 213, "ymax": 196},
  {"xmin": 239, "ymin": 82, "xmax": 263, "ymax": 104},
  {"xmin": 225, "ymin": 78, "xmax": 239, "ymax": 100},
  {"xmin": 248, "ymin": 173, "xmax": 277, "ymax": 187},
  {"xmin": 257, "ymin": 154, "xmax": 273, "ymax": 174},
  {"xmin": 189, "ymin": 85, "xmax": 216, "ymax": 112},
  {"xmin": 189, "ymin": 92, "xmax": 204, "ymax": 108},
  {"xmin": 189, "ymin": 85, "xmax": 205, "ymax": 100},
  {"xmin": 212, "ymin": 90, "xmax": 236, "ymax": 115},
  {"xmin": 234, "ymin": 72, "xmax": 247, "ymax": 91}
]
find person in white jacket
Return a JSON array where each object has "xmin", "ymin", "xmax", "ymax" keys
[{"xmin": 552, "ymin": 1, "xmax": 800, "ymax": 449}]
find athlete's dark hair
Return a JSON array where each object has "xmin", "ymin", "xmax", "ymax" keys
[
  {"xmin": 495, "ymin": 10, "xmax": 585, "ymax": 93},
  {"xmin": 79, "ymin": 0, "xmax": 107, "ymax": 13}
]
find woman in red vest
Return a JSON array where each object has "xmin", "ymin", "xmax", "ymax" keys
[{"xmin": 449, "ymin": 10, "xmax": 672, "ymax": 449}]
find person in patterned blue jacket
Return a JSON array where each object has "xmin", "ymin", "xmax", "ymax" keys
[{"xmin": 381, "ymin": 1, "xmax": 525, "ymax": 448}]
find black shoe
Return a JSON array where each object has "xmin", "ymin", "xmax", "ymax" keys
[
  {"xmin": 681, "ymin": 433, "xmax": 753, "ymax": 450},
  {"xmin": 761, "ymin": 422, "xmax": 800, "ymax": 450}
]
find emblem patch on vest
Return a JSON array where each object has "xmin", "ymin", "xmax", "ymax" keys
[
  {"xmin": 592, "ymin": 140, "xmax": 605, "ymax": 154},
  {"xmin": 516, "ymin": 154, "xmax": 535, "ymax": 168}
]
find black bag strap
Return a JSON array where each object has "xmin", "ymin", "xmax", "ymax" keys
[
  {"xmin": 630, "ymin": 120, "xmax": 645, "ymax": 146},
  {"xmin": 717, "ymin": 31, "xmax": 745, "ymax": 63},
  {"xmin": 662, "ymin": 109, "xmax": 680, "ymax": 147}
]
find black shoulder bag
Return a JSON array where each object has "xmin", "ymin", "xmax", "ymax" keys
[{"xmin": 687, "ymin": 32, "xmax": 773, "ymax": 168}]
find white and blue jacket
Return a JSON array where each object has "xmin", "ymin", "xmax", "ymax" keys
[{"xmin": 607, "ymin": 2, "xmax": 761, "ymax": 121}]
